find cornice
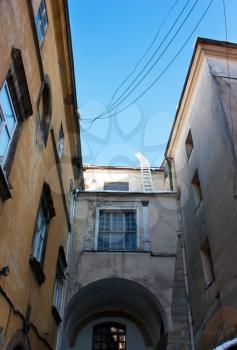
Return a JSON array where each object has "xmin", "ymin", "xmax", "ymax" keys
[{"xmin": 165, "ymin": 38, "xmax": 237, "ymax": 157}]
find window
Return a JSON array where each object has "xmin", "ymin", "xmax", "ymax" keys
[
  {"xmin": 37, "ymin": 75, "xmax": 52, "ymax": 146},
  {"xmin": 32, "ymin": 207, "xmax": 47, "ymax": 262},
  {"xmin": 30, "ymin": 183, "xmax": 55, "ymax": 285},
  {"xmin": 57, "ymin": 123, "xmax": 64, "ymax": 160},
  {"xmin": 185, "ymin": 130, "xmax": 194, "ymax": 160},
  {"xmin": 191, "ymin": 170, "xmax": 202, "ymax": 209},
  {"xmin": 98, "ymin": 209, "xmax": 137, "ymax": 251},
  {"xmin": 0, "ymin": 48, "xmax": 32, "ymax": 201},
  {"xmin": 36, "ymin": 0, "xmax": 48, "ymax": 45},
  {"xmin": 104, "ymin": 182, "xmax": 129, "ymax": 191},
  {"xmin": 52, "ymin": 246, "xmax": 67, "ymax": 323},
  {"xmin": 200, "ymin": 239, "xmax": 215, "ymax": 288},
  {"xmin": 68, "ymin": 179, "xmax": 75, "ymax": 222},
  {"xmin": 93, "ymin": 322, "xmax": 126, "ymax": 350},
  {"xmin": 0, "ymin": 81, "xmax": 18, "ymax": 164}
]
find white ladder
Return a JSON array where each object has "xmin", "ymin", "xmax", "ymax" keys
[{"xmin": 135, "ymin": 153, "xmax": 153, "ymax": 192}]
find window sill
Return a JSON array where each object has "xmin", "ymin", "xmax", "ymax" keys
[
  {"xmin": 52, "ymin": 305, "xmax": 62, "ymax": 324},
  {"xmin": 83, "ymin": 249, "xmax": 148, "ymax": 253},
  {"xmin": 29, "ymin": 255, "xmax": 45, "ymax": 285}
]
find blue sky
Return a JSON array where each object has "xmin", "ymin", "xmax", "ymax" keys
[{"xmin": 68, "ymin": 0, "xmax": 237, "ymax": 167}]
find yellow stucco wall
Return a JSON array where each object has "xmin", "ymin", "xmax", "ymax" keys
[{"xmin": 0, "ymin": 1, "xmax": 81, "ymax": 349}]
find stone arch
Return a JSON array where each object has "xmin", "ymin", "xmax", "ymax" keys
[
  {"xmin": 61, "ymin": 277, "xmax": 168, "ymax": 349},
  {"xmin": 6, "ymin": 330, "xmax": 31, "ymax": 350}
]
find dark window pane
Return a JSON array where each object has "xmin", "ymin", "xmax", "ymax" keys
[
  {"xmin": 104, "ymin": 182, "xmax": 129, "ymax": 191},
  {"xmin": 93, "ymin": 323, "xmax": 126, "ymax": 350}
]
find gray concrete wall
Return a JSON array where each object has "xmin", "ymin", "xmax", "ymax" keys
[
  {"xmin": 170, "ymin": 54, "xmax": 237, "ymax": 349},
  {"xmin": 68, "ymin": 192, "xmax": 178, "ymax": 315},
  {"xmin": 63, "ymin": 191, "xmax": 191, "ymax": 349}
]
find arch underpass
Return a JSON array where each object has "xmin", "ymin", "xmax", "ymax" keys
[{"xmin": 61, "ymin": 278, "xmax": 168, "ymax": 350}]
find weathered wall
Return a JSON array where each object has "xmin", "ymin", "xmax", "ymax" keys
[
  {"xmin": 168, "ymin": 45, "xmax": 237, "ymax": 349},
  {"xmin": 0, "ymin": 0, "xmax": 80, "ymax": 349},
  {"xmin": 83, "ymin": 167, "xmax": 167, "ymax": 192},
  {"xmin": 62, "ymin": 191, "xmax": 191, "ymax": 349}
]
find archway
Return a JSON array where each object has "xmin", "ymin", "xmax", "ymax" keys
[{"xmin": 61, "ymin": 278, "xmax": 167, "ymax": 349}]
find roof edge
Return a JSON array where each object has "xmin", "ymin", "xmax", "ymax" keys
[
  {"xmin": 165, "ymin": 37, "xmax": 237, "ymax": 157},
  {"xmin": 83, "ymin": 165, "xmax": 163, "ymax": 172}
]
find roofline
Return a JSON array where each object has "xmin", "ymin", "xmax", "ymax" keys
[
  {"xmin": 64, "ymin": 0, "xmax": 78, "ymax": 112},
  {"xmin": 76, "ymin": 190, "xmax": 176, "ymax": 197},
  {"xmin": 64, "ymin": 0, "xmax": 84, "ymax": 186},
  {"xmin": 165, "ymin": 37, "xmax": 237, "ymax": 156},
  {"xmin": 83, "ymin": 165, "xmax": 164, "ymax": 172}
]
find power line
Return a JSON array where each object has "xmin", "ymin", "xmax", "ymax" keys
[
  {"xmin": 93, "ymin": 0, "xmax": 199, "ymax": 120},
  {"xmin": 82, "ymin": 0, "xmax": 215, "ymax": 133},
  {"xmin": 81, "ymin": 0, "xmax": 194, "ymax": 123},
  {"xmin": 109, "ymin": 0, "xmax": 179, "ymax": 104},
  {"xmin": 81, "ymin": 0, "xmax": 200, "ymax": 126}
]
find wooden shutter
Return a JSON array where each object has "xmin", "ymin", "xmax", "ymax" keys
[{"xmin": 11, "ymin": 48, "xmax": 33, "ymax": 119}]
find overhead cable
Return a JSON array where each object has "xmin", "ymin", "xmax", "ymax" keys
[{"xmin": 82, "ymin": 0, "xmax": 215, "ymax": 133}]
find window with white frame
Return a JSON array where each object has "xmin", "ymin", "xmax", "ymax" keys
[
  {"xmin": 52, "ymin": 247, "xmax": 67, "ymax": 323},
  {"xmin": 32, "ymin": 207, "xmax": 47, "ymax": 262},
  {"xmin": 98, "ymin": 209, "xmax": 137, "ymax": 251},
  {"xmin": 35, "ymin": 0, "xmax": 48, "ymax": 45},
  {"xmin": 30, "ymin": 183, "xmax": 55, "ymax": 285},
  {"xmin": 57, "ymin": 123, "xmax": 64, "ymax": 160},
  {"xmin": 0, "ymin": 81, "xmax": 18, "ymax": 164},
  {"xmin": 0, "ymin": 48, "xmax": 32, "ymax": 202},
  {"xmin": 104, "ymin": 182, "xmax": 129, "ymax": 191}
]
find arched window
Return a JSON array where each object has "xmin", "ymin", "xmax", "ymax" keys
[
  {"xmin": 37, "ymin": 75, "xmax": 52, "ymax": 146},
  {"xmin": 92, "ymin": 322, "xmax": 126, "ymax": 350}
]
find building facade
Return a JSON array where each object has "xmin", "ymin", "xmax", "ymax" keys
[
  {"xmin": 2, "ymin": 2, "xmax": 237, "ymax": 349},
  {"xmin": 0, "ymin": 1, "xmax": 82, "ymax": 349},
  {"xmin": 165, "ymin": 38, "xmax": 237, "ymax": 349},
  {"xmin": 61, "ymin": 164, "xmax": 192, "ymax": 350}
]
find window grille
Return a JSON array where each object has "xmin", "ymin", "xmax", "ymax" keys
[
  {"xmin": 104, "ymin": 182, "xmax": 129, "ymax": 191},
  {"xmin": 93, "ymin": 322, "xmax": 126, "ymax": 350},
  {"xmin": 98, "ymin": 210, "xmax": 137, "ymax": 251}
]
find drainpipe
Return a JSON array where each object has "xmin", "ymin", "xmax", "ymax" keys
[{"xmin": 165, "ymin": 157, "xmax": 174, "ymax": 191}]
